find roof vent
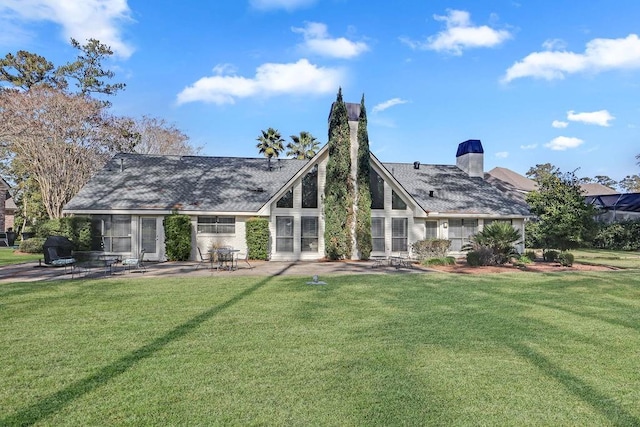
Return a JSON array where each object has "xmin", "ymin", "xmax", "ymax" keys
[
  {"xmin": 413, "ymin": 161, "xmax": 420, "ymax": 170},
  {"xmin": 429, "ymin": 190, "xmax": 434, "ymax": 197},
  {"xmin": 120, "ymin": 158, "xmax": 124, "ymax": 172}
]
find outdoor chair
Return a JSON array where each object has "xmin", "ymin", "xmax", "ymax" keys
[
  {"xmin": 122, "ymin": 249, "xmax": 146, "ymax": 273},
  {"xmin": 235, "ymin": 251, "xmax": 253, "ymax": 269},
  {"xmin": 195, "ymin": 247, "xmax": 211, "ymax": 270},
  {"xmin": 0, "ymin": 232, "xmax": 8, "ymax": 247}
]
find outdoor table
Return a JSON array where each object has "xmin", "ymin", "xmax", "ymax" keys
[
  {"xmin": 98, "ymin": 254, "xmax": 122, "ymax": 275},
  {"xmin": 209, "ymin": 249, "xmax": 240, "ymax": 271}
]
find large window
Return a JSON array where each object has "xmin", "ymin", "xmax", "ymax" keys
[
  {"xmin": 302, "ymin": 165, "xmax": 318, "ymax": 208},
  {"xmin": 197, "ymin": 216, "xmax": 235, "ymax": 234},
  {"xmin": 425, "ymin": 220, "xmax": 438, "ymax": 239},
  {"xmin": 370, "ymin": 169, "xmax": 384, "ymax": 209},
  {"xmin": 392, "ymin": 218, "xmax": 408, "ymax": 252},
  {"xmin": 276, "ymin": 216, "xmax": 294, "ymax": 252},
  {"xmin": 91, "ymin": 215, "xmax": 131, "ymax": 252},
  {"xmin": 277, "ymin": 189, "xmax": 293, "ymax": 208},
  {"xmin": 392, "ymin": 190, "xmax": 407, "ymax": 210},
  {"xmin": 301, "ymin": 216, "xmax": 318, "ymax": 252},
  {"xmin": 448, "ymin": 219, "xmax": 477, "ymax": 251},
  {"xmin": 371, "ymin": 217, "xmax": 385, "ymax": 252}
]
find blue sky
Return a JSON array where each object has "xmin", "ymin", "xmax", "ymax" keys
[{"xmin": 1, "ymin": 0, "xmax": 639, "ymax": 182}]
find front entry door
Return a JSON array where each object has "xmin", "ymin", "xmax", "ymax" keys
[{"xmin": 140, "ymin": 217, "xmax": 159, "ymax": 260}]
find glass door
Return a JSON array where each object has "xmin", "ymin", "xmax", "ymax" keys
[{"xmin": 140, "ymin": 217, "xmax": 158, "ymax": 259}]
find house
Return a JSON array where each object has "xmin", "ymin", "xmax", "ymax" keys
[
  {"xmin": 0, "ymin": 178, "xmax": 14, "ymax": 232},
  {"xmin": 585, "ymin": 193, "xmax": 640, "ymax": 222},
  {"xmin": 63, "ymin": 102, "xmax": 530, "ymax": 261}
]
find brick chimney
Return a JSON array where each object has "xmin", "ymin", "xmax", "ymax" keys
[{"xmin": 456, "ymin": 139, "xmax": 484, "ymax": 178}]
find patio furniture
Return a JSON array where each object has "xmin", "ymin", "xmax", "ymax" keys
[
  {"xmin": 122, "ymin": 249, "xmax": 146, "ymax": 273},
  {"xmin": 235, "ymin": 251, "xmax": 253, "ymax": 269},
  {"xmin": 0, "ymin": 232, "xmax": 8, "ymax": 247},
  {"xmin": 211, "ymin": 247, "xmax": 239, "ymax": 271},
  {"xmin": 195, "ymin": 247, "xmax": 211, "ymax": 270}
]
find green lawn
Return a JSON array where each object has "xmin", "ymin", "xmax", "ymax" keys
[
  {"xmin": 571, "ymin": 248, "xmax": 640, "ymax": 269},
  {"xmin": 0, "ymin": 247, "xmax": 41, "ymax": 266},
  {"xmin": 2, "ymin": 271, "xmax": 640, "ymax": 425}
]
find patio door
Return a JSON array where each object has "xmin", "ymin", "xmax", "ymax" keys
[{"xmin": 140, "ymin": 217, "xmax": 159, "ymax": 260}]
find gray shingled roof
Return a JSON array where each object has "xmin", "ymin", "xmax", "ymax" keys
[
  {"xmin": 64, "ymin": 153, "xmax": 308, "ymax": 212},
  {"xmin": 384, "ymin": 163, "xmax": 530, "ymax": 216}
]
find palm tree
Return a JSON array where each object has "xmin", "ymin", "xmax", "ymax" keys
[
  {"xmin": 256, "ymin": 128, "xmax": 285, "ymax": 169},
  {"xmin": 286, "ymin": 131, "xmax": 320, "ymax": 160}
]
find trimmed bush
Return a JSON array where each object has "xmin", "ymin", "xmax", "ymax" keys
[
  {"xmin": 163, "ymin": 213, "xmax": 192, "ymax": 261},
  {"xmin": 543, "ymin": 250, "xmax": 559, "ymax": 262},
  {"xmin": 246, "ymin": 217, "xmax": 269, "ymax": 260},
  {"xmin": 412, "ymin": 239, "xmax": 451, "ymax": 260},
  {"xmin": 422, "ymin": 256, "xmax": 456, "ymax": 266},
  {"xmin": 558, "ymin": 252, "xmax": 574, "ymax": 267},
  {"xmin": 19, "ymin": 237, "xmax": 46, "ymax": 254}
]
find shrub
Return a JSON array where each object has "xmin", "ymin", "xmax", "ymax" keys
[
  {"xmin": 469, "ymin": 222, "xmax": 521, "ymax": 264},
  {"xmin": 543, "ymin": 250, "xmax": 559, "ymax": 262},
  {"xmin": 524, "ymin": 250, "xmax": 537, "ymax": 261},
  {"xmin": 32, "ymin": 216, "xmax": 92, "ymax": 251},
  {"xmin": 163, "ymin": 213, "xmax": 192, "ymax": 261},
  {"xmin": 246, "ymin": 217, "xmax": 269, "ymax": 260},
  {"xmin": 558, "ymin": 252, "xmax": 574, "ymax": 267},
  {"xmin": 19, "ymin": 237, "xmax": 46, "ymax": 254},
  {"xmin": 422, "ymin": 256, "xmax": 456, "ymax": 266},
  {"xmin": 411, "ymin": 239, "xmax": 451, "ymax": 260},
  {"xmin": 466, "ymin": 247, "xmax": 493, "ymax": 266},
  {"xmin": 593, "ymin": 219, "xmax": 640, "ymax": 251}
]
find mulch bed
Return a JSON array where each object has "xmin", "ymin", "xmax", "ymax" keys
[{"xmin": 428, "ymin": 260, "xmax": 617, "ymax": 274}]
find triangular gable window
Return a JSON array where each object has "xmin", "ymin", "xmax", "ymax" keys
[{"xmin": 277, "ymin": 188, "xmax": 293, "ymax": 208}]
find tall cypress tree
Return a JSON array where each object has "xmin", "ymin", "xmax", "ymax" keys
[
  {"xmin": 324, "ymin": 88, "xmax": 353, "ymax": 259},
  {"xmin": 355, "ymin": 94, "xmax": 372, "ymax": 259}
]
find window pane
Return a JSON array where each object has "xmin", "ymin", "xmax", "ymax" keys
[
  {"xmin": 302, "ymin": 165, "xmax": 318, "ymax": 208},
  {"xmin": 392, "ymin": 191, "xmax": 407, "ymax": 210},
  {"xmin": 371, "ymin": 217, "xmax": 385, "ymax": 252},
  {"xmin": 391, "ymin": 218, "xmax": 407, "ymax": 252},
  {"xmin": 425, "ymin": 221, "xmax": 438, "ymax": 239},
  {"xmin": 370, "ymin": 169, "xmax": 384, "ymax": 209},
  {"xmin": 277, "ymin": 189, "xmax": 293, "ymax": 208},
  {"xmin": 276, "ymin": 216, "xmax": 294, "ymax": 252},
  {"xmin": 301, "ymin": 216, "xmax": 318, "ymax": 252},
  {"xmin": 197, "ymin": 216, "xmax": 235, "ymax": 234}
]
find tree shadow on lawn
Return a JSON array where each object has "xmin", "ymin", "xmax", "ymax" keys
[{"xmin": 1, "ymin": 263, "xmax": 297, "ymax": 426}]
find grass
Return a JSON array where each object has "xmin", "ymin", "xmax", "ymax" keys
[
  {"xmin": 0, "ymin": 247, "xmax": 42, "ymax": 266},
  {"xmin": 571, "ymin": 248, "xmax": 640, "ymax": 269},
  {"xmin": 2, "ymin": 270, "xmax": 640, "ymax": 425}
]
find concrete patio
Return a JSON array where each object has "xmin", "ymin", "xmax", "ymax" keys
[{"xmin": 0, "ymin": 258, "xmax": 436, "ymax": 284}]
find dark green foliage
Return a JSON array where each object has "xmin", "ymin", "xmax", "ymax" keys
[
  {"xmin": 469, "ymin": 222, "xmax": 521, "ymax": 264},
  {"xmin": 33, "ymin": 216, "xmax": 92, "ymax": 251},
  {"xmin": 18, "ymin": 237, "xmax": 46, "ymax": 253},
  {"xmin": 256, "ymin": 127, "xmax": 285, "ymax": 168},
  {"xmin": 324, "ymin": 88, "xmax": 354, "ymax": 260},
  {"xmin": 593, "ymin": 219, "xmax": 640, "ymax": 250},
  {"xmin": 543, "ymin": 250, "xmax": 559, "ymax": 262},
  {"xmin": 422, "ymin": 256, "xmax": 456, "ymax": 266},
  {"xmin": 246, "ymin": 217, "xmax": 269, "ymax": 260},
  {"xmin": 163, "ymin": 213, "xmax": 192, "ymax": 261},
  {"xmin": 526, "ymin": 167, "xmax": 597, "ymax": 251},
  {"xmin": 524, "ymin": 250, "xmax": 537, "ymax": 261},
  {"xmin": 466, "ymin": 247, "xmax": 494, "ymax": 266},
  {"xmin": 286, "ymin": 131, "xmax": 320, "ymax": 159},
  {"xmin": 412, "ymin": 239, "xmax": 452, "ymax": 260},
  {"xmin": 355, "ymin": 94, "xmax": 372, "ymax": 260},
  {"xmin": 558, "ymin": 252, "xmax": 574, "ymax": 266}
]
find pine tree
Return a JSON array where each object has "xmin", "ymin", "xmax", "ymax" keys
[
  {"xmin": 323, "ymin": 88, "xmax": 353, "ymax": 259},
  {"xmin": 355, "ymin": 94, "xmax": 372, "ymax": 259}
]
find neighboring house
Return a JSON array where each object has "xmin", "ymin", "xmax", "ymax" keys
[
  {"xmin": 585, "ymin": 193, "xmax": 640, "ymax": 222},
  {"xmin": 63, "ymin": 102, "xmax": 530, "ymax": 261},
  {"xmin": 1, "ymin": 178, "xmax": 9, "ymax": 231},
  {"xmin": 4, "ymin": 196, "xmax": 16, "ymax": 231}
]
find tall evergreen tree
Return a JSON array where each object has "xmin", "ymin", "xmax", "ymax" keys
[
  {"xmin": 355, "ymin": 94, "xmax": 372, "ymax": 259},
  {"xmin": 324, "ymin": 88, "xmax": 353, "ymax": 259}
]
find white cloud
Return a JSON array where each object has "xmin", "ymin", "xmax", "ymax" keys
[
  {"xmin": 372, "ymin": 98, "xmax": 408, "ymax": 113},
  {"xmin": 0, "ymin": 0, "xmax": 134, "ymax": 58},
  {"xmin": 176, "ymin": 59, "xmax": 344, "ymax": 105},
  {"xmin": 542, "ymin": 38, "xmax": 567, "ymax": 51},
  {"xmin": 545, "ymin": 136, "xmax": 584, "ymax": 151},
  {"xmin": 495, "ymin": 151, "xmax": 509, "ymax": 158},
  {"xmin": 567, "ymin": 109, "xmax": 614, "ymax": 126},
  {"xmin": 552, "ymin": 120, "xmax": 569, "ymax": 128},
  {"xmin": 292, "ymin": 22, "xmax": 369, "ymax": 59},
  {"xmin": 520, "ymin": 144, "xmax": 538, "ymax": 150},
  {"xmin": 250, "ymin": 0, "xmax": 316, "ymax": 11},
  {"xmin": 503, "ymin": 34, "xmax": 640, "ymax": 83},
  {"xmin": 401, "ymin": 9, "xmax": 511, "ymax": 55}
]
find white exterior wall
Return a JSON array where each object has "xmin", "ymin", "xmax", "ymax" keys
[{"xmin": 192, "ymin": 216, "xmax": 249, "ymax": 260}]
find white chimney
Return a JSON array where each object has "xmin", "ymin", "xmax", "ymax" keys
[{"xmin": 456, "ymin": 139, "xmax": 484, "ymax": 178}]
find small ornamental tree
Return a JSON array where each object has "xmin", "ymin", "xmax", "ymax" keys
[
  {"xmin": 355, "ymin": 94, "xmax": 372, "ymax": 260},
  {"xmin": 323, "ymin": 88, "xmax": 354, "ymax": 260},
  {"xmin": 526, "ymin": 168, "xmax": 597, "ymax": 251},
  {"xmin": 163, "ymin": 213, "xmax": 192, "ymax": 261},
  {"xmin": 246, "ymin": 217, "xmax": 270, "ymax": 260}
]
